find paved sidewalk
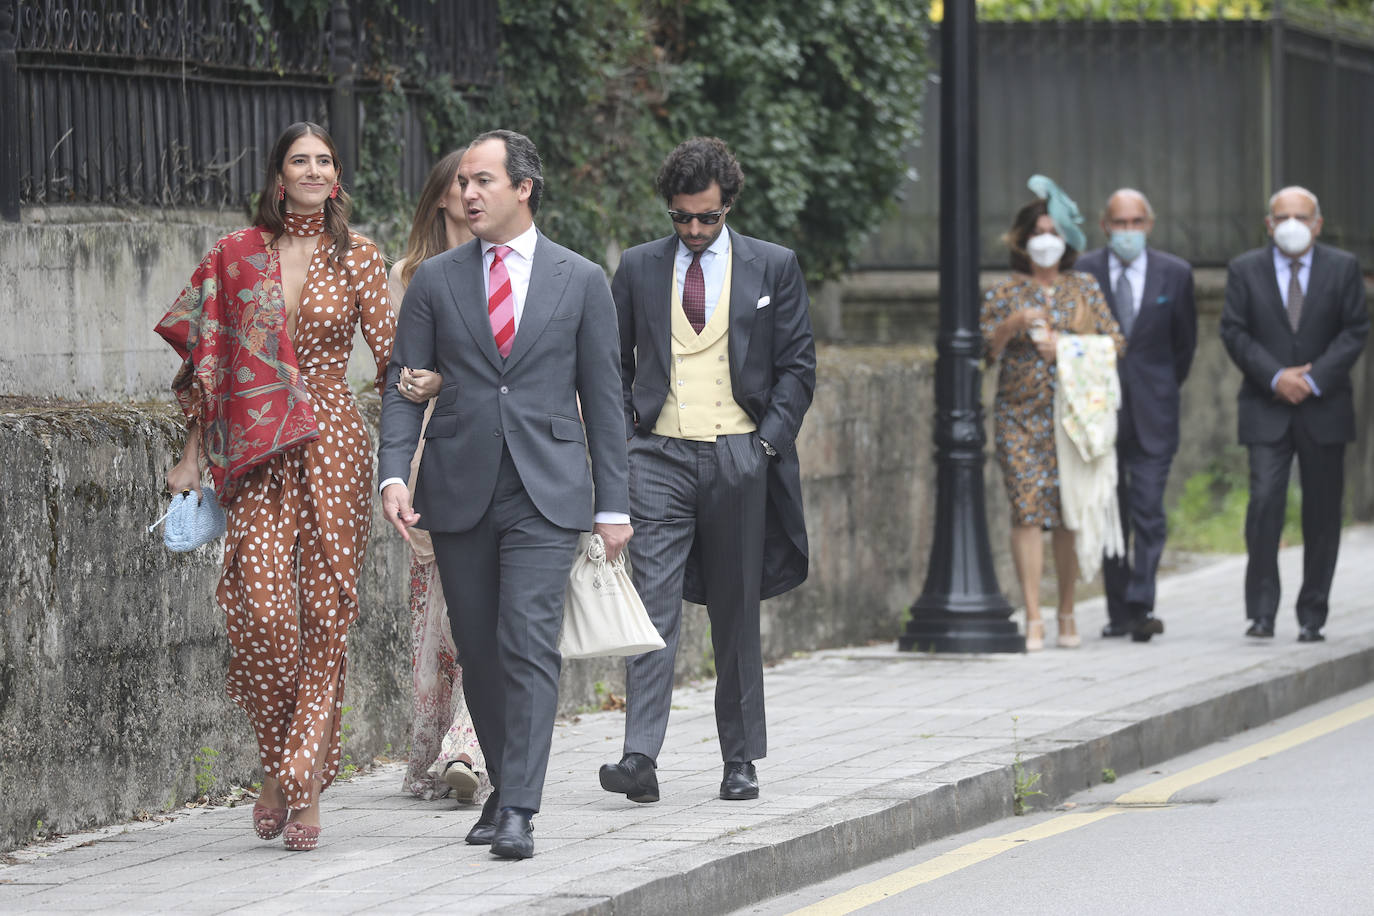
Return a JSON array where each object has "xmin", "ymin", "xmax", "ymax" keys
[{"xmin": 4, "ymin": 530, "xmax": 1374, "ymax": 915}]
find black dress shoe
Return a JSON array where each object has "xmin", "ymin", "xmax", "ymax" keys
[
  {"xmin": 1245, "ymin": 617, "xmax": 1275, "ymax": 638},
  {"xmin": 1297, "ymin": 625, "xmax": 1326, "ymax": 642},
  {"xmin": 720, "ymin": 761, "xmax": 759, "ymax": 801},
  {"xmin": 464, "ymin": 792, "xmax": 501, "ymax": 845},
  {"xmin": 1101, "ymin": 621, "xmax": 1130, "ymax": 638},
  {"xmin": 489, "ymin": 808, "xmax": 534, "ymax": 860},
  {"xmin": 599, "ymin": 753, "xmax": 660, "ymax": 803},
  {"xmin": 1129, "ymin": 615, "xmax": 1164, "ymax": 643}
]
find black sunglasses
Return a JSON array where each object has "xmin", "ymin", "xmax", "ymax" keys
[{"xmin": 667, "ymin": 208, "xmax": 726, "ymax": 225}]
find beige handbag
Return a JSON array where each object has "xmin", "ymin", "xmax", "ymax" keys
[{"xmin": 560, "ymin": 533, "xmax": 665, "ymax": 659}]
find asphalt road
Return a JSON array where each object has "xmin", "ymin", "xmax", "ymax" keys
[{"xmin": 738, "ymin": 682, "xmax": 1374, "ymax": 916}]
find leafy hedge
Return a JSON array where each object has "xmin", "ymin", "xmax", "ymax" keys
[{"xmin": 353, "ymin": 0, "xmax": 930, "ymax": 285}]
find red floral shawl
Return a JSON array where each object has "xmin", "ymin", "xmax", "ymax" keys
[{"xmin": 156, "ymin": 226, "xmax": 320, "ymax": 506}]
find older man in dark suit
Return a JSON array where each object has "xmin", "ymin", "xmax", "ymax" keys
[
  {"xmin": 378, "ymin": 129, "xmax": 630, "ymax": 858},
  {"xmin": 599, "ymin": 137, "xmax": 815, "ymax": 805},
  {"xmin": 1220, "ymin": 186, "xmax": 1368, "ymax": 642},
  {"xmin": 1076, "ymin": 189, "xmax": 1197, "ymax": 642}
]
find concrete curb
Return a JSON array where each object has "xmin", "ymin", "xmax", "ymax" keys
[{"xmin": 505, "ymin": 632, "xmax": 1374, "ymax": 916}]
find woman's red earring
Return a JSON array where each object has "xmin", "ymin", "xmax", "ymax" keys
[
  {"xmin": 330, "ymin": 183, "xmax": 339, "ymax": 199},
  {"xmin": 277, "ymin": 184, "xmax": 285, "ymax": 201}
]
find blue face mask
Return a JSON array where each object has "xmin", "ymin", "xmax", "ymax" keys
[{"xmin": 1109, "ymin": 229, "xmax": 1147, "ymax": 263}]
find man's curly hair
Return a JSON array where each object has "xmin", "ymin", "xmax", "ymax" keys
[{"xmin": 656, "ymin": 137, "xmax": 745, "ymax": 206}]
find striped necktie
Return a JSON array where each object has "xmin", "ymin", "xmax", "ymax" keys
[{"xmin": 488, "ymin": 245, "xmax": 515, "ymax": 357}]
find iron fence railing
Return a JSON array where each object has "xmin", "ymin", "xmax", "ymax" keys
[
  {"xmin": 0, "ymin": 0, "xmax": 497, "ymax": 217},
  {"xmin": 863, "ymin": 11, "xmax": 1374, "ymax": 268}
]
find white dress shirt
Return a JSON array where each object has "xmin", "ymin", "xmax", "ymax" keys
[
  {"xmin": 675, "ymin": 228, "xmax": 732, "ymax": 322},
  {"xmin": 1108, "ymin": 249, "xmax": 1148, "ymax": 321}
]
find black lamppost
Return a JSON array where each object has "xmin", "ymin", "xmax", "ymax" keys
[{"xmin": 899, "ymin": 0, "xmax": 1022, "ymax": 653}]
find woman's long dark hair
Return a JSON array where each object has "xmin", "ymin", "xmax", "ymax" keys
[
  {"xmin": 399, "ymin": 148, "xmax": 468, "ymax": 288},
  {"xmin": 253, "ymin": 121, "xmax": 352, "ymax": 267}
]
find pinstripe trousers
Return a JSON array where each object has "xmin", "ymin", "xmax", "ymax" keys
[{"xmin": 623, "ymin": 431, "xmax": 770, "ymax": 764}]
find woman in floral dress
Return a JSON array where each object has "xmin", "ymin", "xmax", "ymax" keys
[
  {"xmin": 388, "ymin": 149, "xmax": 490, "ymax": 804},
  {"xmin": 159, "ymin": 122, "xmax": 394, "ymax": 851},
  {"xmin": 981, "ymin": 194, "xmax": 1123, "ymax": 651}
]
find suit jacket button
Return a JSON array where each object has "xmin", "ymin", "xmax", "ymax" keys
[
  {"xmin": 500, "ymin": 385, "xmax": 509, "ymax": 394},
  {"xmin": 493, "ymin": 430, "xmax": 502, "ymax": 437}
]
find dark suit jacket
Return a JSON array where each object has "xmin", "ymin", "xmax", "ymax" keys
[
  {"xmin": 1220, "ymin": 243, "xmax": 1369, "ymax": 445},
  {"xmin": 613, "ymin": 229, "xmax": 816, "ymax": 602},
  {"xmin": 378, "ymin": 232, "xmax": 629, "ymax": 532},
  {"xmin": 1076, "ymin": 247, "xmax": 1197, "ymax": 456}
]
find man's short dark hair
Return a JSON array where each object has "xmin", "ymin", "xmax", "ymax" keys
[
  {"xmin": 656, "ymin": 137, "xmax": 745, "ymax": 206},
  {"xmin": 471, "ymin": 128, "xmax": 545, "ymax": 215}
]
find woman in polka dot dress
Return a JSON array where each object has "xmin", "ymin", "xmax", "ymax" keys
[{"xmin": 158, "ymin": 122, "xmax": 394, "ymax": 852}]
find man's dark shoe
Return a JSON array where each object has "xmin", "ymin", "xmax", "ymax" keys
[
  {"xmin": 720, "ymin": 761, "xmax": 759, "ymax": 801},
  {"xmin": 1297, "ymin": 625, "xmax": 1326, "ymax": 643},
  {"xmin": 1129, "ymin": 615, "xmax": 1164, "ymax": 643},
  {"xmin": 464, "ymin": 792, "xmax": 501, "ymax": 845},
  {"xmin": 599, "ymin": 753, "xmax": 660, "ymax": 803},
  {"xmin": 1101, "ymin": 621, "xmax": 1130, "ymax": 638},
  {"xmin": 489, "ymin": 808, "xmax": 534, "ymax": 860},
  {"xmin": 1246, "ymin": 617, "xmax": 1276, "ymax": 638}
]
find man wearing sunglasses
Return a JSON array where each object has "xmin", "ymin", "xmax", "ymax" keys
[{"xmin": 601, "ymin": 137, "xmax": 816, "ymax": 804}]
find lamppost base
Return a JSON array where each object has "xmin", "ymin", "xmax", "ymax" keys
[{"xmin": 898, "ymin": 611, "xmax": 1025, "ymax": 654}]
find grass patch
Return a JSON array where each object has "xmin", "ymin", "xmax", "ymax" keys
[{"xmin": 1167, "ymin": 447, "xmax": 1302, "ymax": 553}]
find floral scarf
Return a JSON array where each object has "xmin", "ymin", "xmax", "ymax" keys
[{"xmin": 156, "ymin": 224, "xmax": 320, "ymax": 506}]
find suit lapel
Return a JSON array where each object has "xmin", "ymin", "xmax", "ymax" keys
[
  {"xmin": 1260, "ymin": 246, "xmax": 1290, "ymax": 333},
  {"xmin": 727, "ymin": 229, "xmax": 761, "ymax": 377},
  {"xmin": 444, "ymin": 241, "xmax": 504, "ymax": 374},
  {"xmin": 1138, "ymin": 250, "xmax": 1165, "ymax": 326},
  {"xmin": 504, "ymin": 232, "xmax": 568, "ymax": 373},
  {"xmin": 1299, "ymin": 245, "xmax": 1328, "ymax": 334},
  {"xmin": 646, "ymin": 235, "xmax": 677, "ymax": 376}
]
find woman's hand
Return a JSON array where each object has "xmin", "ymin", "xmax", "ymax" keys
[
  {"xmin": 398, "ymin": 367, "xmax": 442, "ymax": 403},
  {"xmin": 1017, "ymin": 307, "xmax": 1048, "ymax": 334},
  {"xmin": 165, "ymin": 425, "xmax": 203, "ymax": 498},
  {"xmin": 1033, "ymin": 329, "xmax": 1058, "ymax": 363},
  {"xmin": 166, "ymin": 454, "xmax": 202, "ymax": 499}
]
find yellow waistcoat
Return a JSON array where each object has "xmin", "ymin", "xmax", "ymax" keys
[{"xmin": 653, "ymin": 254, "xmax": 756, "ymax": 441}]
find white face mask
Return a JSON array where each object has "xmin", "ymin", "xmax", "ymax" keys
[
  {"xmin": 1026, "ymin": 232, "xmax": 1066, "ymax": 268},
  {"xmin": 1272, "ymin": 217, "xmax": 1313, "ymax": 256}
]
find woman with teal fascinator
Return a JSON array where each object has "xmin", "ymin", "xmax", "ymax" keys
[{"xmin": 979, "ymin": 176, "xmax": 1124, "ymax": 651}]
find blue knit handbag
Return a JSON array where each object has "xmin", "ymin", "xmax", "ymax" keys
[{"xmin": 148, "ymin": 487, "xmax": 227, "ymax": 552}]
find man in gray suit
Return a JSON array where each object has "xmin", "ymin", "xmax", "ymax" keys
[
  {"xmin": 1076, "ymin": 189, "xmax": 1197, "ymax": 642},
  {"xmin": 1220, "ymin": 186, "xmax": 1368, "ymax": 642},
  {"xmin": 379, "ymin": 129, "xmax": 631, "ymax": 859},
  {"xmin": 599, "ymin": 137, "xmax": 815, "ymax": 804}
]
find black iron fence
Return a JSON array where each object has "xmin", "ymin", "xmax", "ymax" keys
[
  {"xmin": 864, "ymin": 12, "xmax": 1374, "ymax": 269},
  {"xmin": 0, "ymin": 0, "xmax": 498, "ymax": 219}
]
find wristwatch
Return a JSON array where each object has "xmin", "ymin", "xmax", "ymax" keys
[{"xmin": 759, "ymin": 438, "xmax": 778, "ymax": 458}]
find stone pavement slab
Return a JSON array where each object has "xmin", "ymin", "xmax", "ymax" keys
[{"xmin": 3, "ymin": 529, "xmax": 1373, "ymax": 914}]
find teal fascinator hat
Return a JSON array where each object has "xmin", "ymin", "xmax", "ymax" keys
[{"xmin": 1027, "ymin": 174, "xmax": 1086, "ymax": 253}]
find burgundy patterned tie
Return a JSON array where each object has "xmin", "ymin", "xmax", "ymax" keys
[
  {"xmin": 488, "ymin": 245, "xmax": 515, "ymax": 357},
  {"xmin": 682, "ymin": 250, "xmax": 705, "ymax": 333}
]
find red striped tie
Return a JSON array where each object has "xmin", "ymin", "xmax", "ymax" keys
[{"xmin": 488, "ymin": 245, "xmax": 515, "ymax": 357}]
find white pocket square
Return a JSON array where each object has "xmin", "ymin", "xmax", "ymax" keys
[{"xmin": 756, "ymin": 296, "xmax": 771, "ymax": 309}]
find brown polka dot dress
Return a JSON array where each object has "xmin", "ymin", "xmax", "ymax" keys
[{"xmin": 216, "ymin": 223, "xmax": 394, "ymax": 810}]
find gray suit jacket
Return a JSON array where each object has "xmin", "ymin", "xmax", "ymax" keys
[
  {"xmin": 379, "ymin": 233, "xmax": 629, "ymax": 532},
  {"xmin": 1220, "ymin": 242, "xmax": 1368, "ymax": 445},
  {"xmin": 613, "ymin": 230, "xmax": 816, "ymax": 602}
]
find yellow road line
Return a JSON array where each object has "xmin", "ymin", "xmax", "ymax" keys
[
  {"xmin": 1113, "ymin": 694, "xmax": 1374, "ymax": 805},
  {"xmin": 788, "ymin": 809, "xmax": 1125, "ymax": 916},
  {"xmin": 788, "ymin": 694, "xmax": 1374, "ymax": 916}
]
